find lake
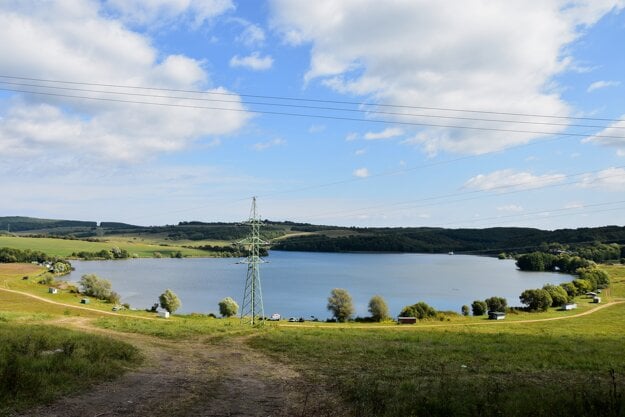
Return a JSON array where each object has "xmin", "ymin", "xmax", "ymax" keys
[{"xmin": 66, "ymin": 251, "xmax": 572, "ymax": 319}]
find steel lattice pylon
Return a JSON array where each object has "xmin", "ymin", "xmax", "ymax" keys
[{"xmin": 239, "ymin": 197, "xmax": 267, "ymax": 325}]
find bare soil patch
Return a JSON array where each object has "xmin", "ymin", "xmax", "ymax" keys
[{"xmin": 15, "ymin": 318, "xmax": 345, "ymax": 417}]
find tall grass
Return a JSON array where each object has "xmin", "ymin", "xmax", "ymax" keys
[
  {"xmin": 251, "ymin": 303, "xmax": 625, "ymax": 417},
  {"xmin": 0, "ymin": 323, "xmax": 142, "ymax": 415}
]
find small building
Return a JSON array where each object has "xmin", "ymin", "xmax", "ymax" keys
[
  {"xmin": 488, "ymin": 311, "xmax": 506, "ymax": 320},
  {"xmin": 563, "ymin": 303, "xmax": 577, "ymax": 310},
  {"xmin": 593, "ymin": 296, "xmax": 601, "ymax": 304},
  {"xmin": 398, "ymin": 316, "xmax": 417, "ymax": 324},
  {"xmin": 158, "ymin": 310, "xmax": 170, "ymax": 319},
  {"xmin": 48, "ymin": 287, "xmax": 58, "ymax": 294},
  {"xmin": 80, "ymin": 298, "xmax": 89, "ymax": 304}
]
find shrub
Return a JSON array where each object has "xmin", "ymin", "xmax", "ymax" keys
[
  {"xmin": 79, "ymin": 274, "xmax": 112, "ymax": 300},
  {"xmin": 159, "ymin": 289, "xmax": 181, "ymax": 314},
  {"xmin": 461, "ymin": 305, "xmax": 470, "ymax": 316},
  {"xmin": 485, "ymin": 296, "xmax": 507, "ymax": 312},
  {"xmin": 400, "ymin": 302, "xmax": 436, "ymax": 320},
  {"xmin": 368, "ymin": 295, "xmax": 390, "ymax": 322},
  {"xmin": 577, "ymin": 267, "xmax": 610, "ymax": 289},
  {"xmin": 327, "ymin": 288, "xmax": 355, "ymax": 322},
  {"xmin": 520, "ymin": 289, "xmax": 552, "ymax": 311},
  {"xmin": 542, "ymin": 284, "xmax": 569, "ymax": 307},
  {"xmin": 471, "ymin": 300, "xmax": 488, "ymax": 316},
  {"xmin": 218, "ymin": 297, "xmax": 239, "ymax": 318}
]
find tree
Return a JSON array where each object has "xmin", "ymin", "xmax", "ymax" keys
[
  {"xmin": 520, "ymin": 289, "xmax": 552, "ymax": 312},
  {"xmin": 560, "ymin": 282, "xmax": 577, "ymax": 298},
  {"xmin": 471, "ymin": 300, "xmax": 488, "ymax": 316},
  {"xmin": 577, "ymin": 267, "xmax": 610, "ymax": 289},
  {"xmin": 218, "ymin": 297, "xmax": 239, "ymax": 318},
  {"xmin": 542, "ymin": 284, "xmax": 569, "ymax": 307},
  {"xmin": 159, "ymin": 289, "xmax": 181, "ymax": 314},
  {"xmin": 79, "ymin": 274, "xmax": 112, "ymax": 300},
  {"xmin": 572, "ymin": 278, "xmax": 593, "ymax": 295},
  {"xmin": 368, "ymin": 295, "xmax": 390, "ymax": 322},
  {"xmin": 327, "ymin": 288, "xmax": 354, "ymax": 322},
  {"xmin": 485, "ymin": 296, "xmax": 507, "ymax": 312},
  {"xmin": 399, "ymin": 302, "xmax": 436, "ymax": 320},
  {"xmin": 461, "ymin": 305, "xmax": 470, "ymax": 316}
]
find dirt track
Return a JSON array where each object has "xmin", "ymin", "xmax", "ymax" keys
[{"xmin": 15, "ymin": 317, "xmax": 344, "ymax": 417}]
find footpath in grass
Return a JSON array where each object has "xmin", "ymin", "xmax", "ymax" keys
[{"xmin": 0, "ymin": 319, "xmax": 142, "ymax": 416}]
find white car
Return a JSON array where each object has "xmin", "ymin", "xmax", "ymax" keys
[{"xmin": 269, "ymin": 313, "xmax": 281, "ymax": 321}]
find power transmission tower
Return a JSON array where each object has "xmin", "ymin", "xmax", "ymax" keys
[{"xmin": 239, "ymin": 197, "xmax": 267, "ymax": 325}]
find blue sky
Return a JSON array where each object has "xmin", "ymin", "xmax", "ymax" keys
[{"xmin": 1, "ymin": 0, "xmax": 624, "ymax": 229}]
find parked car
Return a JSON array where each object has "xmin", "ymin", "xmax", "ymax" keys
[
  {"xmin": 288, "ymin": 317, "xmax": 297, "ymax": 322},
  {"xmin": 269, "ymin": 313, "xmax": 281, "ymax": 321}
]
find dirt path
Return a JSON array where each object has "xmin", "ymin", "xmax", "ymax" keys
[
  {"xmin": 0, "ymin": 285, "xmax": 156, "ymax": 320},
  {"xmin": 15, "ymin": 317, "xmax": 343, "ymax": 417}
]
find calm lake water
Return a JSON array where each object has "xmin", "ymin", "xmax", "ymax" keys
[{"xmin": 67, "ymin": 251, "xmax": 571, "ymax": 318}]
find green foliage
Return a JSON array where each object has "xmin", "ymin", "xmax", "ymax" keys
[
  {"xmin": 399, "ymin": 301, "xmax": 437, "ymax": 320},
  {"xmin": 542, "ymin": 284, "xmax": 569, "ymax": 307},
  {"xmin": 471, "ymin": 300, "xmax": 488, "ymax": 316},
  {"xmin": 159, "ymin": 289, "xmax": 181, "ymax": 314},
  {"xmin": 0, "ymin": 247, "xmax": 50, "ymax": 263},
  {"xmin": 485, "ymin": 296, "xmax": 507, "ymax": 312},
  {"xmin": 327, "ymin": 288, "xmax": 355, "ymax": 322},
  {"xmin": 78, "ymin": 274, "xmax": 112, "ymax": 300},
  {"xmin": 572, "ymin": 278, "xmax": 593, "ymax": 294},
  {"xmin": 461, "ymin": 305, "xmax": 470, "ymax": 316},
  {"xmin": 0, "ymin": 323, "xmax": 141, "ymax": 414},
  {"xmin": 368, "ymin": 295, "xmax": 390, "ymax": 322},
  {"xmin": 37, "ymin": 273, "xmax": 54, "ymax": 285},
  {"xmin": 218, "ymin": 297, "xmax": 239, "ymax": 318},
  {"xmin": 520, "ymin": 289, "xmax": 553, "ymax": 311},
  {"xmin": 578, "ymin": 267, "xmax": 610, "ymax": 289},
  {"xmin": 560, "ymin": 282, "xmax": 577, "ymax": 298}
]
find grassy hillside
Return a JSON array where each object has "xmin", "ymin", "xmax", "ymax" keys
[{"xmin": 0, "ymin": 235, "xmax": 212, "ymax": 258}]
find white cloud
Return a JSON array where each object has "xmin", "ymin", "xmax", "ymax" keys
[
  {"xmin": 587, "ymin": 80, "xmax": 621, "ymax": 92},
  {"xmin": 253, "ymin": 138, "xmax": 286, "ymax": 151},
  {"xmin": 230, "ymin": 52, "xmax": 274, "ymax": 70},
  {"xmin": 235, "ymin": 20, "xmax": 266, "ymax": 46},
  {"xmin": 355, "ymin": 148, "xmax": 367, "ymax": 156},
  {"xmin": 0, "ymin": 1, "xmax": 248, "ymax": 162},
  {"xmin": 270, "ymin": 1, "xmax": 624, "ymax": 154},
  {"xmin": 308, "ymin": 124, "xmax": 326, "ymax": 133},
  {"xmin": 464, "ymin": 170, "xmax": 565, "ymax": 191},
  {"xmin": 583, "ymin": 116, "xmax": 625, "ymax": 155},
  {"xmin": 353, "ymin": 167, "xmax": 369, "ymax": 178},
  {"xmin": 496, "ymin": 204, "xmax": 524, "ymax": 212},
  {"xmin": 578, "ymin": 167, "xmax": 625, "ymax": 190},
  {"xmin": 364, "ymin": 127, "xmax": 403, "ymax": 140},
  {"xmin": 345, "ymin": 132, "xmax": 358, "ymax": 141},
  {"xmin": 564, "ymin": 202, "xmax": 584, "ymax": 209},
  {"xmin": 103, "ymin": 0, "xmax": 234, "ymax": 27}
]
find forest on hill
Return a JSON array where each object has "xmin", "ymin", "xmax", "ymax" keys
[{"xmin": 1, "ymin": 216, "xmax": 625, "ymax": 257}]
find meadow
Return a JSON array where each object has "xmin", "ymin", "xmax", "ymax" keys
[
  {"xmin": 0, "ymin": 235, "xmax": 219, "ymax": 258},
  {"xmin": 1, "ymin": 262, "xmax": 625, "ymax": 416}
]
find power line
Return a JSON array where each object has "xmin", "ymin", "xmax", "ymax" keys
[
  {"xmin": 1, "ymin": 80, "xmax": 623, "ymax": 131},
  {"xmin": 3, "ymin": 86, "xmax": 625, "ymax": 140},
  {"xmin": 1, "ymin": 74, "xmax": 623, "ymax": 123}
]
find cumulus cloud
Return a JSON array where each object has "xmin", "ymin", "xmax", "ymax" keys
[
  {"xmin": 0, "ymin": 1, "xmax": 248, "ymax": 162},
  {"xmin": 234, "ymin": 19, "xmax": 266, "ymax": 46},
  {"xmin": 230, "ymin": 52, "xmax": 274, "ymax": 70},
  {"xmin": 253, "ymin": 138, "xmax": 286, "ymax": 151},
  {"xmin": 587, "ymin": 80, "xmax": 621, "ymax": 92},
  {"xmin": 353, "ymin": 167, "xmax": 369, "ymax": 178},
  {"xmin": 464, "ymin": 170, "xmax": 565, "ymax": 191},
  {"xmin": 582, "ymin": 116, "xmax": 625, "ymax": 155},
  {"xmin": 103, "ymin": 0, "xmax": 234, "ymax": 27},
  {"xmin": 364, "ymin": 127, "xmax": 403, "ymax": 140},
  {"xmin": 578, "ymin": 167, "xmax": 625, "ymax": 190},
  {"xmin": 270, "ymin": 0, "xmax": 624, "ymax": 154}
]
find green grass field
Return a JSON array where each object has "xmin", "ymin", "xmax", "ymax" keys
[
  {"xmin": 0, "ymin": 235, "xmax": 219, "ymax": 258},
  {"xmin": 0, "ymin": 319, "xmax": 142, "ymax": 416},
  {"xmin": 1, "ymin": 262, "xmax": 625, "ymax": 416}
]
